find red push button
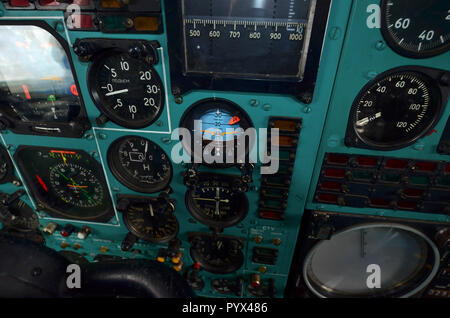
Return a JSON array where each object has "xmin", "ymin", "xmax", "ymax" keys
[{"xmin": 39, "ymin": 0, "xmax": 60, "ymax": 6}]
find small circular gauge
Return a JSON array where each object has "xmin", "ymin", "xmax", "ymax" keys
[
  {"xmin": 303, "ymin": 224, "xmax": 439, "ymax": 298},
  {"xmin": 107, "ymin": 136, "xmax": 173, "ymax": 193},
  {"xmin": 179, "ymin": 98, "xmax": 254, "ymax": 167},
  {"xmin": 122, "ymin": 199, "xmax": 178, "ymax": 243},
  {"xmin": 381, "ymin": 0, "xmax": 450, "ymax": 58},
  {"xmin": 185, "ymin": 174, "xmax": 248, "ymax": 229},
  {"xmin": 0, "ymin": 193, "xmax": 38, "ymax": 233},
  {"xmin": 189, "ymin": 234, "xmax": 244, "ymax": 274},
  {"xmin": 49, "ymin": 163, "xmax": 105, "ymax": 208},
  {"xmin": 88, "ymin": 51, "xmax": 164, "ymax": 128},
  {"xmin": 348, "ymin": 69, "xmax": 442, "ymax": 150},
  {"xmin": 0, "ymin": 145, "xmax": 15, "ymax": 184},
  {"xmin": 14, "ymin": 147, "xmax": 114, "ymax": 222}
]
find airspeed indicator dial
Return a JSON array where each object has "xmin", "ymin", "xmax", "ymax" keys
[{"xmin": 348, "ymin": 70, "xmax": 442, "ymax": 150}]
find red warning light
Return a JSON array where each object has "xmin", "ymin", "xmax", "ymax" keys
[
  {"xmin": 228, "ymin": 116, "xmax": 241, "ymax": 125},
  {"xmin": 70, "ymin": 84, "xmax": 78, "ymax": 96}
]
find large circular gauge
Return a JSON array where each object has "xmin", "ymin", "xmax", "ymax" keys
[
  {"xmin": 189, "ymin": 234, "xmax": 244, "ymax": 274},
  {"xmin": 381, "ymin": 0, "xmax": 450, "ymax": 58},
  {"xmin": 179, "ymin": 98, "xmax": 254, "ymax": 167},
  {"xmin": 347, "ymin": 69, "xmax": 442, "ymax": 150},
  {"xmin": 107, "ymin": 136, "xmax": 173, "ymax": 193},
  {"xmin": 88, "ymin": 51, "xmax": 164, "ymax": 128},
  {"xmin": 185, "ymin": 174, "xmax": 248, "ymax": 229},
  {"xmin": 122, "ymin": 199, "xmax": 178, "ymax": 243},
  {"xmin": 303, "ymin": 224, "xmax": 440, "ymax": 298},
  {"xmin": 14, "ymin": 146, "xmax": 114, "ymax": 222},
  {"xmin": 49, "ymin": 163, "xmax": 105, "ymax": 208}
]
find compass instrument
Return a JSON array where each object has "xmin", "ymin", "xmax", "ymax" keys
[
  {"xmin": 346, "ymin": 68, "xmax": 444, "ymax": 150},
  {"xmin": 14, "ymin": 146, "xmax": 114, "ymax": 222},
  {"xmin": 107, "ymin": 136, "xmax": 173, "ymax": 193},
  {"xmin": 88, "ymin": 50, "xmax": 164, "ymax": 128},
  {"xmin": 381, "ymin": 0, "xmax": 450, "ymax": 58}
]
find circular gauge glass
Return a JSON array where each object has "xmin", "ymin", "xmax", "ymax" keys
[
  {"xmin": 381, "ymin": 0, "xmax": 450, "ymax": 58},
  {"xmin": 303, "ymin": 224, "xmax": 440, "ymax": 298},
  {"xmin": 107, "ymin": 136, "xmax": 173, "ymax": 193},
  {"xmin": 49, "ymin": 163, "xmax": 105, "ymax": 208},
  {"xmin": 349, "ymin": 70, "xmax": 442, "ymax": 149},
  {"xmin": 14, "ymin": 147, "xmax": 114, "ymax": 222},
  {"xmin": 190, "ymin": 235, "xmax": 244, "ymax": 274},
  {"xmin": 88, "ymin": 51, "xmax": 164, "ymax": 128},
  {"xmin": 123, "ymin": 200, "xmax": 178, "ymax": 243},
  {"xmin": 179, "ymin": 98, "xmax": 254, "ymax": 167},
  {"xmin": 185, "ymin": 174, "xmax": 248, "ymax": 229}
]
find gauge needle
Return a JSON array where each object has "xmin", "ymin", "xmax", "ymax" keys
[
  {"xmin": 149, "ymin": 203, "xmax": 154, "ymax": 217},
  {"xmin": 55, "ymin": 169, "xmax": 95, "ymax": 203},
  {"xmin": 105, "ymin": 88, "xmax": 129, "ymax": 96},
  {"xmin": 356, "ymin": 112, "xmax": 382, "ymax": 126},
  {"xmin": 67, "ymin": 184, "xmax": 88, "ymax": 188}
]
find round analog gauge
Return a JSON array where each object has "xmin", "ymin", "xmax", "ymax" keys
[
  {"xmin": 349, "ymin": 70, "xmax": 442, "ymax": 150},
  {"xmin": 123, "ymin": 200, "xmax": 178, "ymax": 243},
  {"xmin": 303, "ymin": 224, "xmax": 440, "ymax": 298},
  {"xmin": 381, "ymin": 0, "xmax": 450, "ymax": 58},
  {"xmin": 179, "ymin": 98, "xmax": 254, "ymax": 167},
  {"xmin": 14, "ymin": 147, "xmax": 114, "ymax": 222},
  {"xmin": 49, "ymin": 163, "xmax": 105, "ymax": 208},
  {"xmin": 88, "ymin": 51, "xmax": 164, "ymax": 128},
  {"xmin": 190, "ymin": 235, "xmax": 244, "ymax": 274},
  {"xmin": 185, "ymin": 174, "xmax": 248, "ymax": 229},
  {"xmin": 107, "ymin": 136, "xmax": 173, "ymax": 193},
  {"xmin": 0, "ymin": 145, "xmax": 14, "ymax": 184}
]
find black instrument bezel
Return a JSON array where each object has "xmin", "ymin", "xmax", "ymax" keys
[
  {"xmin": 107, "ymin": 135, "xmax": 173, "ymax": 194},
  {"xmin": 13, "ymin": 145, "xmax": 114, "ymax": 223},
  {"xmin": 185, "ymin": 172, "xmax": 249, "ymax": 230},
  {"xmin": 345, "ymin": 66, "xmax": 449, "ymax": 151},
  {"xmin": 164, "ymin": 0, "xmax": 331, "ymax": 102},
  {"xmin": 0, "ymin": 20, "xmax": 91, "ymax": 138},
  {"xmin": 380, "ymin": 0, "xmax": 450, "ymax": 59},
  {"xmin": 87, "ymin": 49, "xmax": 165, "ymax": 129}
]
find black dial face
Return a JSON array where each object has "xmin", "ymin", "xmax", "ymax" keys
[
  {"xmin": 381, "ymin": 0, "xmax": 450, "ymax": 58},
  {"xmin": 123, "ymin": 200, "xmax": 178, "ymax": 243},
  {"xmin": 179, "ymin": 98, "xmax": 254, "ymax": 167},
  {"xmin": 349, "ymin": 70, "xmax": 442, "ymax": 149},
  {"xmin": 185, "ymin": 174, "xmax": 248, "ymax": 229},
  {"xmin": 189, "ymin": 234, "xmax": 244, "ymax": 274},
  {"xmin": 14, "ymin": 146, "xmax": 114, "ymax": 222},
  {"xmin": 48, "ymin": 163, "xmax": 105, "ymax": 208},
  {"xmin": 0, "ymin": 194, "xmax": 38, "ymax": 232},
  {"xmin": 89, "ymin": 51, "xmax": 164, "ymax": 128},
  {"xmin": 108, "ymin": 136, "xmax": 173, "ymax": 193}
]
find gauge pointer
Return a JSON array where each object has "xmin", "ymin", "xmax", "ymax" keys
[
  {"xmin": 105, "ymin": 88, "xmax": 129, "ymax": 96},
  {"xmin": 193, "ymin": 197, "xmax": 230, "ymax": 203},
  {"xmin": 356, "ymin": 112, "xmax": 382, "ymax": 126}
]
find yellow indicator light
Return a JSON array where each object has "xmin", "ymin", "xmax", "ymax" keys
[
  {"xmin": 156, "ymin": 256, "xmax": 165, "ymax": 263},
  {"xmin": 173, "ymin": 262, "xmax": 183, "ymax": 272},
  {"xmin": 134, "ymin": 17, "xmax": 159, "ymax": 31}
]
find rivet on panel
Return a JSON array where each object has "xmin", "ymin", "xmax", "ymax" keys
[{"xmin": 263, "ymin": 104, "xmax": 272, "ymax": 111}]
